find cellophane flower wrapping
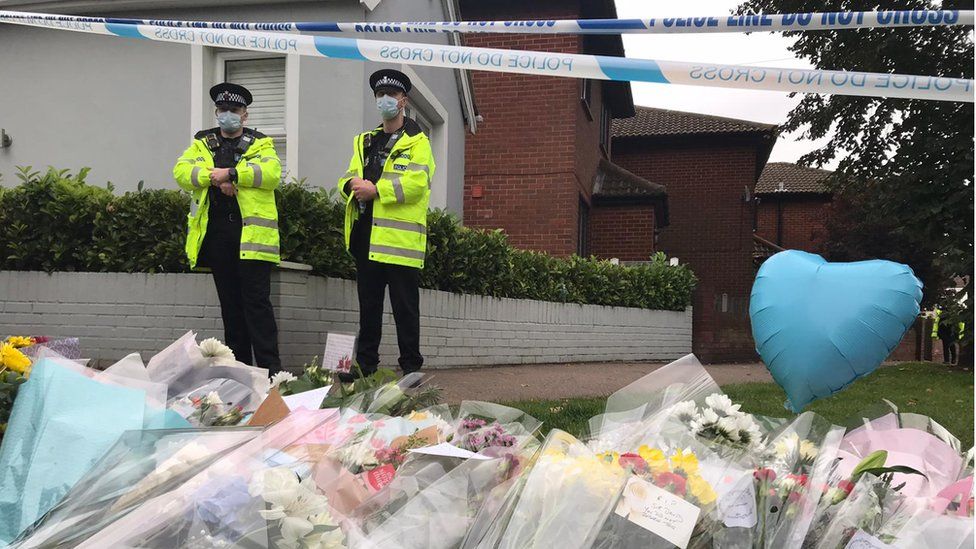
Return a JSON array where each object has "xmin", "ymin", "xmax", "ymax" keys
[
  {"xmin": 340, "ymin": 403, "xmax": 542, "ymax": 549},
  {"xmin": 460, "ymin": 429, "xmax": 629, "ymax": 549},
  {"xmin": 312, "ymin": 406, "xmax": 455, "ymax": 518},
  {"xmin": 805, "ymin": 473, "xmax": 904, "ymax": 548},
  {"xmin": 588, "ymin": 422, "xmax": 754, "ymax": 549},
  {"xmin": 9, "ymin": 427, "xmax": 260, "ymax": 548},
  {"xmin": 654, "ymin": 394, "xmax": 786, "ymax": 549},
  {"xmin": 753, "ymin": 412, "xmax": 845, "ymax": 548},
  {"xmin": 65, "ymin": 408, "xmax": 344, "ymax": 548},
  {"xmin": 588, "ymin": 354, "xmax": 721, "ymax": 453},
  {"xmin": 0, "ymin": 354, "xmax": 190, "ymax": 544},
  {"xmin": 836, "ymin": 406, "xmax": 965, "ymax": 499}
]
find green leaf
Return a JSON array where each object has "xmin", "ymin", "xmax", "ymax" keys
[{"xmin": 851, "ymin": 450, "xmax": 889, "ymax": 482}]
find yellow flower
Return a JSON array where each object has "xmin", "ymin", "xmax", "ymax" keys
[
  {"xmin": 670, "ymin": 449, "xmax": 699, "ymax": 474},
  {"xmin": 687, "ymin": 474, "xmax": 717, "ymax": 506},
  {"xmin": 0, "ymin": 343, "xmax": 32, "ymax": 376},
  {"xmin": 5, "ymin": 336, "xmax": 34, "ymax": 349},
  {"xmin": 596, "ymin": 451, "xmax": 620, "ymax": 466},
  {"xmin": 637, "ymin": 445, "xmax": 669, "ymax": 473},
  {"xmin": 406, "ymin": 411, "xmax": 429, "ymax": 421}
]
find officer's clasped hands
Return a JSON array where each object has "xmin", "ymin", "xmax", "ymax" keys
[{"xmin": 350, "ymin": 177, "xmax": 378, "ymax": 201}]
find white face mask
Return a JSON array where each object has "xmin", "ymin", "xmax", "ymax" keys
[
  {"xmin": 376, "ymin": 94, "xmax": 401, "ymax": 120},
  {"xmin": 217, "ymin": 111, "xmax": 243, "ymax": 132}
]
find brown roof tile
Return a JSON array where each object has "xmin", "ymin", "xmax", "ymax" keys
[
  {"xmin": 612, "ymin": 106, "xmax": 776, "ymax": 138},
  {"xmin": 756, "ymin": 162, "xmax": 833, "ymax": 194},
  {"xmin": 592, "ymin": 158, "xmax": 667, "ymax": 199}
]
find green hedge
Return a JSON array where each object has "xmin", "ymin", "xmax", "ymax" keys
[{"xmin": 0, "ymin": 167, "xmax": 697, "ymax": 311}]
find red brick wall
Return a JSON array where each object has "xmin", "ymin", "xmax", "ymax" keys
[
  {"xmin": 589, "ymin": 204, "xmax": 656, "ymax": 261},
  {"xmin": 614, "ymin": 139, "xmax": 762, "ymax": 362},
  {"xmin": 460, "ymin": 0, "xmax": 608, "ymax": 257},
  {"xmin": 756, "ymin": 196, "xmax": 832, "ymax": 253}
]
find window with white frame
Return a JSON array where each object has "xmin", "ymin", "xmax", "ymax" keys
[
  {"xmin": 404, "ymin": 103, "xmax": 434, "ymax": 140},
  {"xmin": 217, "ymin": 53, "xmax": 288, "ymax": 173}
]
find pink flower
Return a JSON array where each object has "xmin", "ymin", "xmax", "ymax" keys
[
  {"xmin": 349, "ymin": 414, "xmax": 367, "ymax": 424},
  {"xmin": 754, "ymin": 468, "xmax": 777, "ymax": 483},
  {"xmin": 787, "ymin": 491, "xmax": 802, "ymax": 504},
  {"xmin": 838, "ymin": 480, "xmax": 855, "ymax": 495}
]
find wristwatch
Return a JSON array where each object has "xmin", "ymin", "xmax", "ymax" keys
[{"xmin": 228, "ymin": 168, "xmax": 238, "ymax": 183}]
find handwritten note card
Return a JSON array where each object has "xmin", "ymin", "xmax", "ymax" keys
[
  {"xmin": 323, "ymin": 333, "xmax": 356, "ymax": 373},
  {"xmin": 615, "ymin": 476, "xmax": 701, "ymax": 549}
]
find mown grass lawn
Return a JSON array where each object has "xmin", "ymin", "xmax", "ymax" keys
[{"xmin": 506, "ymin": 362, "xmax": 974, "ymax": 448}]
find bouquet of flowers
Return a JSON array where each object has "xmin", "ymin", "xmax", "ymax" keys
[
  {"xmin": 588, "ymin": 355, "xmax": 722, "ymax": 454},
  {"xmin": 272, "ymin": 357, "xmax": 335, "ymax": 397},
  {"xmin": 0, "ymin": 335, "xmax": 34, "ymax": 440},
  {"xmin": 322, "ymin": 370, "xmax": 442, "ymax": 417},
  {"xmin": 752, "ymin": 412, "xmax": 845, "ymax": 548},
  {"xmin": 8, "ymin": 427, "xmax": 260, "ymax": 548},
  {"xmin": 312, "ymin": 408, "xmax": 454, "ymax": 517},
  {"xmin": 172, "ymin": 391, "xmax": 246, "ymax": 427},
  {"xmin": 345, "ymin": 448, "xmax": 529, "ymax": 549},
  {"xmin": 57, "ymin": 408, "xmax": 345, "ymax": 548},
  {"xmin": 591, "ymin": 444, "xmax": 723, "ymax": 549},
  {"xmin": 667, "ymin": 393, "xmax": 768, "ymax": 456},
  {"xmin": 338, "ymin": 404, "xmax": 541, "ymax": 548},
  {"xmin": 451, "ymin": 401, "xmax": 542, "ymax": 455},
  {"xmin": 460, "ymin": 429, "xmax": 629, "ymax": 549}
]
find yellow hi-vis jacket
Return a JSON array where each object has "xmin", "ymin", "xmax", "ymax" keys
[
  {"xmin": 338, "ymin": 118, "xmax": 435, "ymax": 269},
  {"xmin": 173, "ymin": 127, "xmax": 282, "ymax": 269}
]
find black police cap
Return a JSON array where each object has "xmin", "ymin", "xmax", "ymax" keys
[
  {"xmin": 210, "ymin": 82, "xmax": 253, "ymax": 107},
  {"xmin": 370, "ymin": 69, "xmax": 411, "ymax": 95}
]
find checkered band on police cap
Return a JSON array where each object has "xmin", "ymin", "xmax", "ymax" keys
[
  {"xmin": 375, "ymin": 76, "xmax": 405, "ymax": 92},
  {"xmin": 216, "ymin": 91, "xmax": 247, "ymax": 105}
]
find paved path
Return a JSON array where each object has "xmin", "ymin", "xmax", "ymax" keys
[{"xmin": 426, "ymin": 361, "xmax": 773, "ymax": 403}]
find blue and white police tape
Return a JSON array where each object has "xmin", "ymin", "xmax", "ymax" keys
[
  {"xmin": 1, "ymin": 8, "xmax": 972, "ymax": 34},
  {"xmin": 0, "ymin": 13, "xmax": 971, "ymax": 103}
]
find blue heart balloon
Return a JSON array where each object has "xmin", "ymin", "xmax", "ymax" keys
[{"xmin": 750, "ymin": 250, "xmax": 923, "ymax": 412}]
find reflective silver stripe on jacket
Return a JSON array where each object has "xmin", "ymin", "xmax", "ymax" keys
[
  {"xmin": 247, "ymin": 163, "xmax": 263, "ymax": 188},
  {"xmin": 382, "ymin": 172, "xmax": 405, "ymax": 203},
  {"xmin": 406, "ymin": 163, "xmax": 431, "ymax": 177},
  {"xmin": 190, "ymin": 166, "xmax": 204, "ymax": 188},
  {"xmin": 373, "ymin": 218, "xmax": 426, "ymax": 235},
  {"xmin": 242, "ymin": 217, "xmax": 278, "ymax": 230},
  {"xmin": 370, "ymin": 244, "xmax": 425, "ymax": 261},
  {"xmin": 240, "ymin": 242, "xmax": 279, "ymax": 255}
]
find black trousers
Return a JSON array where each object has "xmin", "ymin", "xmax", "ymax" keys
[
  {"xmin": 201, "ymin": 224, "xmax": 281, "ymax": 375},
  {"xmin": 355, "ymin": 257, "xmax": 423, "ymax": 374},
  {"xmin": 943, "ymin": 338, "xmax": 958, "ymax": 364}
]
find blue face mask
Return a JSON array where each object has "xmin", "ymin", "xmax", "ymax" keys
[
  {"xmin": 376, "ymin": 95, "xmax": 401, "ymax": 121},
  {"xmin": 217, "ymin": 111, "xmax": 243, "ymax": 132}
]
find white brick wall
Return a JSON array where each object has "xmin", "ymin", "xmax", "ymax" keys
[{"xmin": 0, "ymin": 269, "xmax": 693, "ymax": 370}]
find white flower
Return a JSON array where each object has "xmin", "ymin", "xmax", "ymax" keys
[
  {"xmin": 304, "ymin": 526, "xmax": 346, "ymax": 549},
  {"xmin": 670, "ymin": 400, "xmax": 699, "ymax": 423},
  {"xmin": 199, "ymin": 338, "xmax": 235, "ymax": 361},
  {"xmin": 704, "ymin": 393, "xmax": 741, "ymax": 416},
  {"xmin": 337, "ymin": 437, "xmax": 380, "ymax": 469},
  {"xmin": 774, "ymin": 433, "xmax": 801, "ymax": 458},
  {"xmin": 280, "ymin": 516, "xmax": 315, "ymax": 547},
  {"xmin": 699, "ymin": 407, "xmax": 720, "ymax": 425},
  {"xmin": 799, "ymin": 440, "xmax": 819, "ymax": 461},
  {"xmin": 717, "ymin": 416, "xmax": 741, "ymax": 441},
  {"xmin": 203, "ymin": 391, "xmax": 224, "ymax": 406},
  {"xmin": 270, "ymin": 371, "xmax": 297, "ymax": 389}
]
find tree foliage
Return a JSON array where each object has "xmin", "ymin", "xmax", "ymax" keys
[{"xmin": 737, "ymin": 0, "xmax": 974, "ymax": 358}]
